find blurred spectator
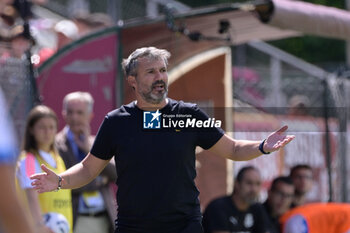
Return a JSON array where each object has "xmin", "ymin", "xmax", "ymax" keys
[
  {"xmin": 0, "ymin": 88, "xmax": 39, "ymax": 233},
  {"xmin": 202, "ymin": 166, "xmax": 269, "ymax": 233},
  {"xmin": 263, "ymin": 176, "xmax": 294, "ymax": 233},
  {"xmin": 54, "ymin": 19, "xmax": 78, "ymax": 50},
  {"xmin": 289, "ymin": 164, "xmax": 313, "ymax": 207},
  {"xmin": 1, "ymin": 0, "xmax": 46, "ymax": 27},
  {"xmin": 0, "ymin": 3, "xmax": 18, "ymax": 58},
  {"xmin": 8, "ymin": 23, "xmax": 34, "ymax": 58},
  {"xmin": 0, "ymin": 22, "xmax": 34, "ymax": 61},
  {"xmin": 33, "ymin": 19, "xmax": 78, "ymax": 66},
  {"xmin": 0, "ymin": 3, "xmax": 18, "ymax": 27},
  {"xmin": 73, "ymin": 11, "xmax": 113, "ymax": 37},
  {"xmin": 288, "ymin": 95, "xmax": 310, "ymax": 116},
  {"xmin": 32, "ymin": 10, "xmax": 113, "ymax": 66}
]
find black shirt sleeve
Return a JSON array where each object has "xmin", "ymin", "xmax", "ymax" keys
[
  {"xmin": 90, "ymin": 115, "xmax": 115, "ymax": 160},
  {"xmin": 190, "ymin": 104, "xmax": 225, "ymax": 150}
]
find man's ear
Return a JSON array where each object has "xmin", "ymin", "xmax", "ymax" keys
[
  {"xmin": 127, "ymin": 75, "xmax": 136, "ymax": 90},
  {"xmin": 89, "ymin": 112, "xmax": 94, "ymax": 122}
]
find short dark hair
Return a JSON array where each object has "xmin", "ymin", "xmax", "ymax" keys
[
  {"xmin": 236, "ymin": 166, "xmax": 258, "ymax": 183},
  {"xmin": 290, "ymin": 164, "xmax": 312, "ymax": 177},
  {"xmin": 270, "ymin": 176, "xmax": 293, "ymax": 191}
]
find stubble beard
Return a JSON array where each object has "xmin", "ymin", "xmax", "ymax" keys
[{"xmin": 140, "ymin": 81, "xmax": 168, "ymax": 104}]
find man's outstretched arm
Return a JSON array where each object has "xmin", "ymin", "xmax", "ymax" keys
[
  {"xmin": 30, "ymin": 153, "xmax": 110, "ymax": 193},
  {"xmin": 209, "ymin": 126, "xmax": 294, "ymax": 161}
]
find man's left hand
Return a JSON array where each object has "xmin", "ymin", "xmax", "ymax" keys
[{"xmin": 264, "ymin": 125, "xmax": 295, "ymax": 153}]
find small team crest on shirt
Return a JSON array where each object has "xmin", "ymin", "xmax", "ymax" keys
[
  {"xmin": 244, "ymin": 213, "xmax": 254, "ymax": 228},
  {"xmin": 229, "ymin": 216, "xmax": 238, "ymax": 225},
  {"xmin": 143, "ymin": 110, "xmax": 161, "ymax": 129}
]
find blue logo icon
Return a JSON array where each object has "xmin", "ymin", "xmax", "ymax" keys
[{"xmin": 143, "ymin": 110, "xmax": 161, "ymax": 129}]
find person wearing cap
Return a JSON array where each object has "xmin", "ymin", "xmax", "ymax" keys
[
  {"xmin": 34, "ymin": 19, "xmax": 78, "ymax": 66},
  {"xmin": 54, "ymin": 20, "xmax": 78, "ymax": 50},
  {"xmin": 72, "ymin": 11, "xmax": 113, "ymax": 37}
]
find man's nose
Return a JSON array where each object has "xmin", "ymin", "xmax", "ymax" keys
[{"xmin": 154, "ymin": 71, "xmax": 163, "ymax": 80}]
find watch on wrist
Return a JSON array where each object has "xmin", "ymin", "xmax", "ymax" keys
[
  {"xmin": 55, "ymin": 175, "xmax": 62, "ymax": 192},
  {"xmin": 259, "ymin": 139, "xmax": 271, "ymax": 154}
]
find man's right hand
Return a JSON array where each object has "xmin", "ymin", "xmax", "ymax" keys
[{"xmin": 30, "ymin": 164, "xmax": 60, "ymax": 193}]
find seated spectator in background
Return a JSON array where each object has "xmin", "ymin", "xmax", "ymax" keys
[
  {"xmin": 9, "ymin": 23, "xmax": 34, "ymax": 58},
  {"xmin": 35, "ymin": 19, "xmax": 78, "ymax": 66},
  {"xmin": 263, "ymin": 176, "xmax": 294, "ymax": 233},
  {"xmin": 280, "ymin": 203, "xmax": 350, "ymax": 233},
  {"xmin": 54, "ymin": 19, "xmax": 78, "ymax": 50},
  {"xmin": 202, "ymin": 166, "xmax": 269, "ymax": 233},
  {"xmin": 35, "ymin": 12, "xmax": 112, "ymax": 66},
  {"xmin": 73, "ymin": 11, "xmax": 113, "ymax": 37},
  {"xmin": 0, "ymin": 23, "xmax": 34, "ymax": 60},
  {"xmin": 289, "ymin": 164, "xmax": 313, "ymax": 207},
  {"xmin": 17, "ymin": 105, "xmax": 73, "ymax": 233}
]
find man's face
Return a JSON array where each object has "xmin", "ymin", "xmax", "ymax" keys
[
  {"xmin": 291, "ymin": 168, "xmax": 313, "ymax": 195},
  {"xmin": 268, "ymin": 182, "xmax": 294, "ymax": 216},
  {"xmin": 63, "ymin": 99, "xmax": 92, "ymax": 135},
  {"xmin": 130, "ymin": 57, "xmax": 168, "ymax": 104},
  {"xmin": 237, "ymin": 169, "xmax": 262, "ymax": 204},
  {"xmin": 11, "ymin": 36, "xmax": 31, "ymax": 58}
]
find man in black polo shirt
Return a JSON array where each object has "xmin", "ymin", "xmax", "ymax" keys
[
  {"xmin": 203, "ymin": 166, "xmax": 269, "ymax": 233},
  {"xmin": 263, "ymin": 176, "xmax": 294, "ymax": 233},
  {"xmin": 30, "ymin": 47, "xmax": 295, "ymax": 233},
  {"xmin": 289, "ymin": 164, "xmax": 313, "ymax": 208}
]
